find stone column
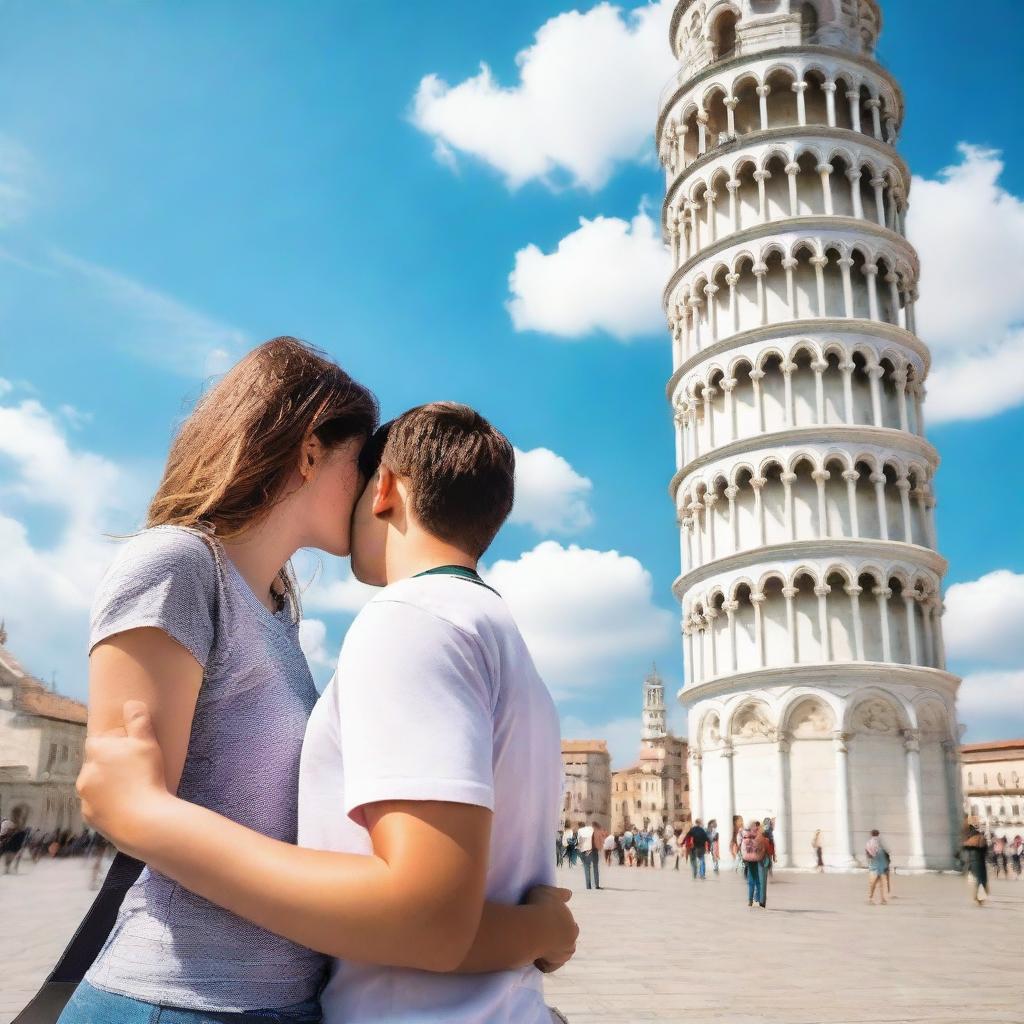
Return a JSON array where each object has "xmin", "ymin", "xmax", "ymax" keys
[
  {"xmin": 705, "ymin": 284, "xmax": 720, "ymax": 342},
  {"xmin": 845, "ymin": 583, "xmax": 865, "ymax": 660},
  {"xmin": 726, "ymin": 272, "xmax": 740, "ymax": 334},
  {"xmin": 863, "ymin": 262, "xmax": 880, "ymax": 321},
  {"xmin": 867, "ymin": 364, "xmax": 884, "ymax": 427},
  {"xmin": 903, "ymin": 728, "xmax": 927, "ymax": 869},
  {"xmin": 904, "ymin": 589, "xmax": 920, "ymax": 665},
  {"xmin": 833, "ymin": 730, "xmax": 856, "ymax": 868},
  {"xmin": 842, "ymin": 467, "xmax": 860, "ymax": 537},
  {"xmin": 811, "ymin": 255, "xmax": 828, "ymax": 317},
  {"xmin": 775, "ymin": 734, "xmax": 791, "ymax": 866},
  {"xmin": 896, "ymin": 476, "xmax": 913, "ymax": 542},
  {"xmin": 705, "ymin": 606, "xmax": 719, "ymax": 677},
  {"xmin": 750, "ymin": 368, "xmax": 766, "ymax": 431},
  {"xmin": 847, "ymin": 89, "xmax": 861, "ymax": 133},
  {"xmin": 838, "ymin": 256, "xmax": 855, "ymax": 318},
  {"xmin": 781, "ymin": 470, "xmax": 797, "ymax": 540},
  {"xmin": 815, "ymin": 583, "xmax": 832, "ymax": 661},
  {"xmin": 704, "ymin": 490, "xmax": 718, "ymax": 561},
  {"xmin": 753, "ymin": 262, "xmax": 768, "ymax": 325},
  {"xmin": 727, "ymin": 178, "xmax": 741, "ymax": 234},
  {"xmin": 792, "ymin": 80, "xmax": 808, "ymax": 126},
  {"xmin": 785, "ymin": 161, "xmax": 800, "ymax": 217},
  {"xmin": 895, "ymin": 370, "xmax": 910, "ymax": 432},
  {"xmin": 721, "ymin": 743, "xmax": 736, "ymax": 867},
  {"xmin": 817, "ymin": 162, "xmax": 834, "ymax": 215},
  {"xmin": 722, "ymin": 377, "xmax": 737, "ymax": 442},
  {"xmin": 782, "ymin": 585, "xmax": 799, "ymax": 663},
  {"xmin": 870, "ymin": 469, "xmax": 888, "ymax": 540},
  {"xmin": 782, "ymin": 360, "xmax": 796, "ymax": 424},
  {"xmin": 723, "ymin": 599, "xmax": 739, "ymax": 672},
  {"xmin": 750, "ymin": 591, "xmax": 767, "ymax": 667},
  {"xmin": 783, "ymin": 257, "xmax": 798, "ymax": 318},
  {"xmin": 724, "ymin": 96, "xmax": 738, "ymax": 137},
  {"xmin": 689, "ymin": 750, "xmax": 704, "ymax": 823},
  {"xmin": 704, "ymin": 188, "xmax": 718, "ymax": 244},
  {"xmin": 873, "ymin": 585, "xmax": 892, "ymax": 661},
  {"xmin": 866, "ymin": 96, "xmax": 883, "ymax": 140},
  {"xmin": 683, "ymin": 620, "xmax": 695, "ymax": 687},
  {"xmin": 870, "ymin": 176, "xmax": 886, "ymax": 225},
  {"xmin": 823, "ymin": 80, "xmax": 837, "ymax": 127},
  {"xmin": 839, "ymin": 360, "xmax": 855, "ymax": 423},
  {"xmin": 847, "ymin": 167, "xmax": 864, "ymax": 219},
  {"xmin": 753, "ymin": 170, "xmax": 770, "ymax": 223},
  {"xmin": 933, "ymin": 598, "xmax": 948, "ymax": 671},
  {"xmin": 812, "ymin": 467, "xmax": 829, "ymax": 536},
  {"xmin": 756, "ymin": 84, "xmax": 771, "ymax": 130},
  {"xmin": 697, "ymin": 112, "xmax": 708, "ymax": 156},
  {"xmin": 921, "ymin": 595, "xmax": 936, "ymax": 668},
  {"xmin": 725, "ymin": 485, "xmax": 740, "ymax": 551},
  {"xmin": 750, "ymin": 475, "xmax": 767, "ymax": 545}
]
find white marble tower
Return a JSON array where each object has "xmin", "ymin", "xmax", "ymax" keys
[{"xmin": 658, "ymin": 0, "xmax": 961, "ymax": 869}]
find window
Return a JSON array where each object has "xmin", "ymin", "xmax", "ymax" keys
[
  {"xmin": 967, "ymin": 772, "xmax": 973, "ymax": 785},
  {"xmin": 61, "ymin": 745, "xmax": 69, "ymax": 762},
  {"xmin": 800, "ymin": 2, "xmax": 819, "ymax": 44},
  {"xmin": 970, "ymin": 803, "xmax": 979, "ymax": 815}
]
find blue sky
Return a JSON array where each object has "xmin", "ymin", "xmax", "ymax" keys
[{"xmin": 1, "ymin": 1, "xmax": 1022, "ymax": 766}]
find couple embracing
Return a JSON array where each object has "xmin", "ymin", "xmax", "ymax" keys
[{"xmin": 60, "ymin": 337, "xmax": 577, "ymax": 1024}]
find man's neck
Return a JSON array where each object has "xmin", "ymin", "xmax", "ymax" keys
[{"xmin": 384, "ymin": 535, "xmax": 478, "ymax": 585}]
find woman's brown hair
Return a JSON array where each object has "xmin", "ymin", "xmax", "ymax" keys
[{"xmin": 148, "ymin": 336, "xmax": 378, "ymax": 540}]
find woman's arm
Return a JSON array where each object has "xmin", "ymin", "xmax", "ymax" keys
[
  {"xmin": 88, "ymin": 629, "xmax": 203, "ymax": 792},
  {"xmin": 78, "ymin": 701, "xmax": 577, "ymax": 974}
]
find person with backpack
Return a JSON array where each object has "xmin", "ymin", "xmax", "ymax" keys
[
  {"xmin": 622, "ymin": 829, "xmax": 635, "ymax": 866},
  {"xmin": 740, "ymin": 819, "xmax": 769, "ymax": 907},
  {"xmin": 865, "ymin": 830, "xmax": 890, "ymax": 905},
  {"xmin": 683, "ymin": 819, "xmax": 710, "ymax": 880}
]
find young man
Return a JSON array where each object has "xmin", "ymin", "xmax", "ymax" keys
[{"xmin": 76, "ymin": 403, "xmax": 575, "ymax": 1023}]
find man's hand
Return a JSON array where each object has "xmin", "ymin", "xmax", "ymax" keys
[
  {"xmin": 77, "ymin": 700, "xmax": 172, "ymax": 855},
  {"xmin": 525, "ymin": 884, "xmax": 578, "ymax": 973}
]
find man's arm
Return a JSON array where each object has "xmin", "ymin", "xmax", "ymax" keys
[{"xmin": 78, "ymin": 704, "xmax": 575, "ymax": 973}]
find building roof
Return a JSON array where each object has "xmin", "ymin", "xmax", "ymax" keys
[
  {"xmin": 561, "ymin": 739, "xmax": 609, "ymax": 754},
  {"xmin": 0, "ymin": 645, "xmax": 87, "ymax": 726},
  {"xmin": 961, "ymin": 739, "xmax": 1024, "ymax": 760}
]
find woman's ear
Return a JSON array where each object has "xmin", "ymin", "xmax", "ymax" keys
[{"xmin": 299, "ymin": 433, "xmax": 326, "ymax": 481}]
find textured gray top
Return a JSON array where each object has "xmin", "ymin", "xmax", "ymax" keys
[{"xmin": 85, "ymin": 526, "xmax": 327, "ymax": 1012}]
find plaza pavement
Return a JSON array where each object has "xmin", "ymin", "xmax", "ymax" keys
[{"xmin": 1, "ymin": 856, "xmax": 1021, "ymax": 1024}]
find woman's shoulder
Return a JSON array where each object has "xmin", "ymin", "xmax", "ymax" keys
[{"xmin": 110, "ymin": 525, "xmax": 218, "ymax": 573}]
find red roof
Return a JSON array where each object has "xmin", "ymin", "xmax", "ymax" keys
[{"xmin": 0, "ymin": 645, "xmax": 87, "ymax": 725}]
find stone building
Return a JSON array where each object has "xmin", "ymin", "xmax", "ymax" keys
[
  {"xmin": 560, "ymin": 740, "xmax": 611, "ymax": 831},
  {"xmin": 961, "ymin": 740, "xmax": 1024, "ymax": 834},
  {"xmin": 658, "ymin": 0, "xmax": 961, "ymax": 869},
  {"xmin": 0, "ymin": 633, "xmax": 87, "ymax": 835},
  {"xmin": 611, "ymin": 669, "xmax": 690, "ymax": 833}
]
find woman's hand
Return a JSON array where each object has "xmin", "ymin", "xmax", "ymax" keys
[
  {"xmin": 524, "ymin": 884, "xmax": 578, "ymax": 973},
  {"xmin": 77, "ymin": 700, "xmax": 173, "ymax": 857}
]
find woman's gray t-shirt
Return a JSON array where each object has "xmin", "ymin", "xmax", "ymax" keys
[{"xmin": 84, "ymin": 526, "xmax": 327, "ymax": 1011}]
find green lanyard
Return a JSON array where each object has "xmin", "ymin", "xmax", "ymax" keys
[{"xmin": 414, "ymin": 564, "xmax": 501, "ymax": 597}]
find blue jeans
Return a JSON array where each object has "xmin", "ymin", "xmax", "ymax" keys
[
  {"xmin": 689, "ymin": 850, "xmax": 706, "ymax": 878},
  {"xmin": 581, "ymin": 849, "xmax": 600, "ymax": 889},
  {"xmin": 745, "ymin": 861, "xmax": 762, "ymax": 904},
  {"xmin": 58, "ymin": 981, "xmax": 322, "ymax": 1023}
]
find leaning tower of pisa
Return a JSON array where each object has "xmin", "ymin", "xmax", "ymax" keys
[{"xmin": 658, "ymin": 0, "xmax": 961, "ymax": 869}]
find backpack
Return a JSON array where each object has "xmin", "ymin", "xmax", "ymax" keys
[{"xmin": 741, "ymin": 830, "xmax": 762, "ymax": 862}]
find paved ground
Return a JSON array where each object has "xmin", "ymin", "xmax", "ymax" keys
[{"xmin": 1, "ymin": 857, "xmax": 1021, "ymax": 1024}]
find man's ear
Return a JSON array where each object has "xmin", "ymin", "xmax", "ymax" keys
[
  {"xmin": 371, "ymin": 466, "xmax": 397, "ymax": 517},
  {"xmin": 299, "ymin": 433, "xmax": 326, "ymax": 481}
]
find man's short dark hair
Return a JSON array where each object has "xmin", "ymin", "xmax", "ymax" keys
[{"xmin": 361, "ymin": 402, "xmax": 515, "ymax": 559}]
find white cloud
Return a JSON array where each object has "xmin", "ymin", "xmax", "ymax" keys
[
  {"xmin": 483, "ymin": 541, "xmax": 675, "ymax": 696},
  {"xmin": 957, "ymin": 670, "xmax": 1024, "ymax": 742},
  {"xmin": 908, "ymin": 145, "xmax": 1024, "ymax": 423},
  {"xmin": 51, "ymin": 250, "xmax": 249, "ymax": 379},
  {"xmin": 507, "ymin": 209, "xmax": 669, "ymax": 339},
  {"xmin": 298, "ymin": 617, "xmax": 336, "ymax": 670},
  {"xmin": 0, "ymin": 395, "xmax": 144, "ymax": 699},
  {"xmin": 411, "ymin": 0, "xmax": 674, "ymax": 191},
  {"xmin": 294, "ymin": 551, "xmax": 379, "ymax": 615},
  {"xmin": 511, "ymin": 446, "xmax": 594, "ymax": 534},
  {"xmin": 943, "ymin": 569, "xmax": 1024, "ymax": 666}
]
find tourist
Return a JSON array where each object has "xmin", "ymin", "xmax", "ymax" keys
[
  {"xmin": 762, "ymin": 817, "xmax": 776, "ymax": 876},
  {"xmin": 731, "ymin": 816, "xmax": 745, "ymax": 873},
  {"xmin": 565, "ymin": 826, "xmax": 579, "ymax": 867},
  {"xmin": 684, "ymin": 819, "xmax": 710, "ymax": 880},
  {"xmin": 603, "ymin": 829, "xmax": 616, "ymax": 867},
  {"xmin": 865, "ymin": 830, "xmax": 890, "ymax": 905},
  {"xmin": 63, "ymin": 350, "xmax": 578, "ymax": 1023},
  {"xmin": 578, "ymin": 820, "xmax": 602, "ymax": 891},
  {"xmin": 991, "ymin": 834, "xmax": 1007, "ymax": 879},
  {"xmin": 622, "ymin": 828, "xmax": 635, "ymax": 866},
  {"xmin": 812, "ymin": 829, "xmax": 825, "ymax": 872},
  {"xmin": 707, "ymin": 819, "xmax": 720, "ymax": 874},
  {"xmin": 962, "ymin": 816, "xmax": 988, "ymax": 905},
  {"xmin": 740, "ymin": 819, "xmax": 768, "ymax": 907},
  {"xmin": 636, "ymin": 829, "xmax": 649, "ymax": 867},
  {"xmin": 1011, "ymin": 835, "xmax": 1023, "ymax": 879},
  {"xmin": 653, "ymin": 829, "xmax": 665, "ymax": 868}
]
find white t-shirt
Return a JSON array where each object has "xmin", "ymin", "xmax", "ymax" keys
[
  {"xmin": 602, "ymin": 834, "xmax": 616, "ymax": 852},
  {"xmin": 298, "ymin": 572, "xmax": 562, "ymax": 1024},
  {"xmin": 576, "ymin": 825, "xmax": 594, "ymax": 853}
]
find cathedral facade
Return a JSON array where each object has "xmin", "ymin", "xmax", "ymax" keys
[{"xmin": 658, "ymin": 0, "xmax": 961, "ymax": 868}]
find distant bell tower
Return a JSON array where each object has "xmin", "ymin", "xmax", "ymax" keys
[{"xmin": 642, "ymin": 665, "xmax": 668, "ymax": 742}]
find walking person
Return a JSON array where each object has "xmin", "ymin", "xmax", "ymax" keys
[
  {"xmin": 577, "ymin": 820, "xmax": 601, "ymax": 891},
  {"xmin": 865, "ymin": 830, "xmax": 890, "ymax": 905},
  {"xmin": 684, "ymin": 819, "xmax": 710, "ymax": 880},
  {"xmin": 564, "ymin": 826, "xmax": 578, "ymax": 867},
  {"xmin": 740, "ymin": 820, "xmax": 768, "ymax": 907},
  {"xmin": 731, "ymin": 816, "xmax": 745, "ymax": 873},
  {"xmin": 603, "ymin": 830, "xmax": 616, "ymax": 868},
  {"xmin": 622, "ymin": 828, "xmax": 635, "ymax": 866},
  {"xmin": 555, "ymin": 825, "xmax": 565, "ymax": 868},
  {"xmin": 812, "ymin": 829, "xmax": 825, "ymax": 872},
  {"xmin": 707, "ymin": 819, "xmax": 720, "ymax": 874},
  {"xmin": 962, "ymin": 816, "xmax": 989, "ymax": 905},
  {"xmin": 673, "ymin": 826, "xmax": 684, "ymax": 871},
  {"xmin": 1011, "ymin": 835, "xmax": 1023, "ymax": 879}
]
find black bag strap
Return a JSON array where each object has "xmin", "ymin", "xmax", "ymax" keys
[{"xmin": 12, "ymin": 851, "xmax": 144, "ymax": 1023}]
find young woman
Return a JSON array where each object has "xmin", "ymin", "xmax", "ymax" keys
[{"xmin": 59, "ymin": 338, "xmax": 574, "ymax": 1024}]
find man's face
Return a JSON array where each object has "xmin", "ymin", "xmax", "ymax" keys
[{"xmin": 349, "ymin": 470, "xmax": 388, "ymax": 586}]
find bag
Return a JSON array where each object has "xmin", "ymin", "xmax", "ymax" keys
[
  {"xmin": 13, "ymin": 852, "xmax": 144, "ymax": 1023},
  {"xmin": 741, "ymin": 831, "xmax": 761, "ymax": 862}
]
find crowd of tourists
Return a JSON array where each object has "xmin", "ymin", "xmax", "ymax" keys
[{"xmin": 0, "ymin": 817, "xmax": 110, "ymax": 875}]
